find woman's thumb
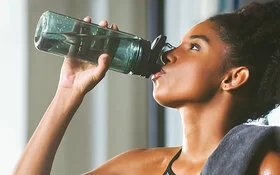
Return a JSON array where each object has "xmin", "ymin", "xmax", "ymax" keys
[{"xmin": 95, "ymin": 53, "xmax": 110, "ymax": 79}]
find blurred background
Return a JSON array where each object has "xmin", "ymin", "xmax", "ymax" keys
[{"xmin": 1, "ymin": 0, "xmax": 279, "ymax": 174}]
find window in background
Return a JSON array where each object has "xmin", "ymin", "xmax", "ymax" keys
[{"xmin": 0, "ymin": 0, "xmax": 27, "ymax": 174}]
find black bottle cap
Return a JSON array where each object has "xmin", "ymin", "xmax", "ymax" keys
[
  {"xmin": 132, "ymin": 35, "xmax": 167, "ymax": 78},
  {"xmin": 150, "ymin": 35, "xmax": 167, "ymax": 71}
]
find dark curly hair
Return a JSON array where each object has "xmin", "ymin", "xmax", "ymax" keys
[{"xmin": 209, "ymin": 0, "xmax": 280, "ymax": 120}]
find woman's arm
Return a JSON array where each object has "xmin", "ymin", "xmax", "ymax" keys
[{"xmin": 13, "ymin": 18, "xmax": 111, "ymax": 175}]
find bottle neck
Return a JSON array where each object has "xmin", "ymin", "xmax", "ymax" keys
[{"xmin": 131, "ymin": 39, "xmax": 161, "ymax": 78}]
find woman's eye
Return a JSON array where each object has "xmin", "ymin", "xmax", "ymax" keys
[{"xmin": 190, "ymin": 43, "xmax": 200, "ymax": 51}]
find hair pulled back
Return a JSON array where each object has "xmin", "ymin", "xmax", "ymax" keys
[{"xmin": 209, "ymin": 1, "xmax": 280, "ymax": 119}]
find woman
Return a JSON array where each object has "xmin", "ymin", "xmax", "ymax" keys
[{"xmin": 14, "ymin": 1, "xmax": 280, "ymax": 174}]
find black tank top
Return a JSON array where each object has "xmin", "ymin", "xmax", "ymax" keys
[{"xmin": 163, "ymin": 148, "xmax": 182, "ymax": 175}]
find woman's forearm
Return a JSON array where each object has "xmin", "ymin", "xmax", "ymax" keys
[
  {"xmin": 14, "ymin": 88, "xmax": 84, "ymax": 175},
  {"xmin": 14, "ymin": 17, "xmax": 110, "ymax": 174}
]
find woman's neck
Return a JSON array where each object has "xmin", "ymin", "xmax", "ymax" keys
[{"xmin": 177, "ymin": 94, "xmax": 238, "ymax": 162}]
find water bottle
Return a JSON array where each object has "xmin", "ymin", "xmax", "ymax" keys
[{"xmin": 34, "ymin": 11, "xmax": 169, "ymax": 78}]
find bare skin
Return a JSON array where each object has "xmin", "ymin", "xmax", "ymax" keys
[{"xmin": 14, "ymin": 18, "xmax": 280, "ymax": 175}]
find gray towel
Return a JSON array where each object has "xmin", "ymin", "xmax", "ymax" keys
[{"xmin": 201, "ymin": 124, "xmax": 280, "ymax": 175}]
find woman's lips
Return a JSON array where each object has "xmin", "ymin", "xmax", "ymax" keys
[{"xmin": 151, "ymin": 69, "xmax": 166, "ymax": 81}]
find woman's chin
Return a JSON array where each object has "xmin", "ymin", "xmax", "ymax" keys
[{"xmin": 153, "ymin": 93, "xmax": 176, "ymax": 108}]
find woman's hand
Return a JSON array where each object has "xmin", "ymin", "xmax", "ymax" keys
[
  {"xmin": 58, "ymin": 51, "xmax": 110, "ymax": 96},
  {"xmin": 58, "ymin": 17, "xmax": 119, "ymax": 96}
]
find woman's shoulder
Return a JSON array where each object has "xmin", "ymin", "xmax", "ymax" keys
[
  {"xmin": 258, "ymin": 151, "xmax": 280, "ymax": 175},
  {"xmin": 85, "ymin": 146, "xmax": 181, "ymax": 175}
]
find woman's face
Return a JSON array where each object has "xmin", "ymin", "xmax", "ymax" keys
[{"xmin": 152, "ymin": 20, "xmax": 229, "ymax": 108}]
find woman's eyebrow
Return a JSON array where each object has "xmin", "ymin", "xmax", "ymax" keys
[{"xmin": 189, "ymin": 35, "xmax": 210, "ymax": 43}]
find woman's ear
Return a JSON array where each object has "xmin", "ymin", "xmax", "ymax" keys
[{"xmin": 221, "ymin": 67, "xmax": 250, "ymax": 91}]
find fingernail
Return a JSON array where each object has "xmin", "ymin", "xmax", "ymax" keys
[
  {"xmin": 101, "ymin": 54, "xmax": 110, "ymax": 63},
  {"xmin": 84, "ymin": 16, "xmax": 91, "ymax": 22}
]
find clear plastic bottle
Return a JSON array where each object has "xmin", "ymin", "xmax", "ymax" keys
[{"xmin": 34, "ymin": 11, "xmax": 168, "ymax": 78}]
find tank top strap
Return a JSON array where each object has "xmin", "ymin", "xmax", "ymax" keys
[{"xmin": 163, "ymin": 148, "xmax": 182, "ymax": 175}]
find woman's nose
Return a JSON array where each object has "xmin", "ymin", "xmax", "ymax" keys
[{"xmin": 160, "ymin": 43, "xmax": 177, "ymax": 65}]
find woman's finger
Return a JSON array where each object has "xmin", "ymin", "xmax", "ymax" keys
[
  {"xmin": 99, "ymin": 20, "xmax": 109, "ymax": 27},
  {"xmin": 93, "ymin": 53, "xmax": 110, "ymax": 81},
  {"xmin": 110, "ymin": 24, "xmax": 119, "ymax": 31},
  {"xmin": 83, "ymin": 16, "xmax": 91, "ymax": 23}
]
